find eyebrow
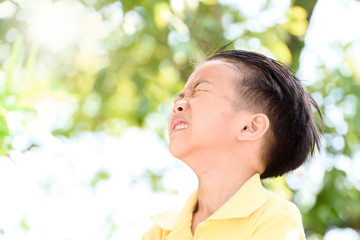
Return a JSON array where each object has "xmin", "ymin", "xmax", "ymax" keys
[
  {"xmin": 174, "ymin": 80, "xmax": 211, "ymax": 102},
  {"xmin": 175, "ymin": 92, "xmax": 184, "ymax": 99}
]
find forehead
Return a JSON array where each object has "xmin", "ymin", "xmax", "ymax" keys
[{"xmin": 185, "ymin": 60, "xmax": 238, "ymax": 87}]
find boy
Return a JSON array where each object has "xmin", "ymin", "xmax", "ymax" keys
[{"xmin": 142, "ymin": 48, "xmax": 323, "ymax": 240}]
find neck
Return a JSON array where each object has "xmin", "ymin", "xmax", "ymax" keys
[
  {"xmin": 195, "ymin": 167, "xmax": 255, "ymax": 216},
  {"xmin": 185, "ymin": 150, "xmax": 261, "ymax": 235},
  {"xmin": 182, "ymin": 150, "xmax": 261, "ymax": 216}
]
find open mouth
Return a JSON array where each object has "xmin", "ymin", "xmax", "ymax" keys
[
  {"xmin": 171, "ymin": 117, "xmax": 189, "ymax": 134},
  {"xmin": 173, "ymin": 123, "xmax": 189, "ymax": 131}
]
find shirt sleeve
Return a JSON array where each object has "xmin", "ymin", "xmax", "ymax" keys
[{"xmin": 249, "ymin": 203, "xmax": 306, "ymax": 240}]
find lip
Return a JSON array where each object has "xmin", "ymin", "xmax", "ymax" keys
[{"xmin": 170, "ymin": 116, "xmax": 189, "ymax": 135}]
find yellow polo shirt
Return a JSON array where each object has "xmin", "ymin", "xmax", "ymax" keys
[{"xmin": 142, "ymin": 173, "xmax": 305, "ymax": 240}]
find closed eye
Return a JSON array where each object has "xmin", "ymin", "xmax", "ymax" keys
[
  {"xmin": 193, "ymin": 88, "xmax": 207, "ymax": 94},
  {"xmin": 193, "ymin": 80, "xmax": 211, "ymax": 93}
]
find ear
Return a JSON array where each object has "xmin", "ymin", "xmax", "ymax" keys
[{"xmin": 237, "ymin": 113, "xmax": 270, "ymax": 141}]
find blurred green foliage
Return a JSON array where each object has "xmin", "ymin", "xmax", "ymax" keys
[{"xmin": 1, "ymin": 0, "xmax": 360, "ymax": 238}]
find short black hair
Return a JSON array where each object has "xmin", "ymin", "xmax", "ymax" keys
[{"xmin": 205, "ymin": 49, "xmax": 324, "ymax": 178}]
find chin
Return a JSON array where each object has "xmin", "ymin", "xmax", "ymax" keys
[
  {"xmin": 168, "ymin": 142, "xmax": 188, "ymax": 160},
  {"xmin": 168, "ymin": 145, "xmax": 182, "ymax": 158}
]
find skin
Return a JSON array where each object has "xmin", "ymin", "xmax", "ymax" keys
[{"xmin": 168, "ymin": 60, "xmax": 270, "ymax": 235}]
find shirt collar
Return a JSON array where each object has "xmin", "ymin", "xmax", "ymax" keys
[
  {"xmin": 209, "ymin": 173, "xmax": 269, "ymax": 220},
  {"xmin": 151, "ymin": 173, "xmax": 269, "ymax": 230},
  {"xmin": 151, "ymin": 190, "xmax": 197, "ymax": 231}
]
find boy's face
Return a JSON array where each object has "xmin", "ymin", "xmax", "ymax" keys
[{"xmin": 168, "ymin": 60, "xmax": 249, "ymax": 161}]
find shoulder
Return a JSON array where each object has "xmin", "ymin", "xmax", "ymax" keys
[
  {"xmin": 248, "ymin": 191, "xmax": 305, "ymax": 239},
  {"xmin": 261, "ymin": 191, "xmax": 303, "ymax": 222}
]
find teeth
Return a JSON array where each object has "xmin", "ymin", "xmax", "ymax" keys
[{"xmin": 174, "ymin": 123, "xmax": 188, "ymax": 130}]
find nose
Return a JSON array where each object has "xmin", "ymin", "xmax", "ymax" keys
[{"xmin": 173, "ymin": 99, "xmax": 187, "ymax": 113}]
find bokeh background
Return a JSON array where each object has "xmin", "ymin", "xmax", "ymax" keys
[{"xmin": 1, "ymin": 0, "xmax": 360, "ymax": 239}]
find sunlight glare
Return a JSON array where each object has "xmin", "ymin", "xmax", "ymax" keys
[{"xmin": 27, "ymin": 1, "xmax": 83, "ymax": 52}]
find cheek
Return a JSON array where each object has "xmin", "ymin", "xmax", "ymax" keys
[
  {"xmin": 168, "ymin": 112, "xmax": 176, "ymax": 134},
  {"xmin": 196, "ymin": 106, "xmax": 237, "ymax": 134},
  {"xmin": 168, "ymin": 113, "xmax": 172, "ymax": 130}
]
